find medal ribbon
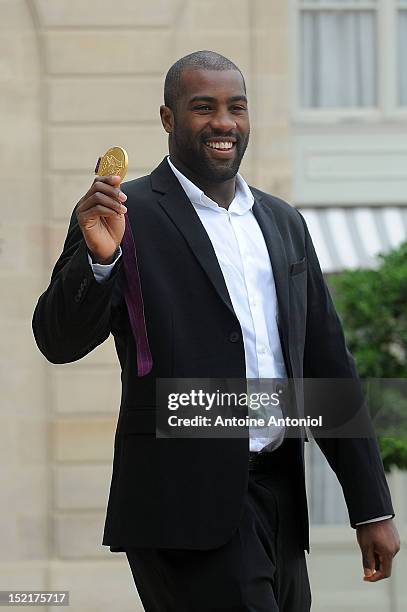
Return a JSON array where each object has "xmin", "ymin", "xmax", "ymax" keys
[{"xmin": 121, "ymin": 213, "xmax": 153, "ymax": 376}]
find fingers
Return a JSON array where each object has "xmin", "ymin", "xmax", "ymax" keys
[
  {"xmin": 363, "ymin": 553, "xmax": 393, "ymax": 582},
  {"xmin": 92, "ymin": 174, "xmax": 121, "ymax": 187},
  {"xmin": 362, "ymin": 545, "xmax": 376, "ymax": 580},
  {"xmin": 91, "ymin": 176, "xmax": 127, "ymax": 200},
  {"xmin": 77, "ymin": 175, "xmax": 127, "ymax": 220},
  {"xmin": 90, "ymin": 181, "xmax": 127, "ymax": 204},
  {"xmin": 77, "ymin": 192, "xmax": 127, "ymax": 223},
  {"xmin": 80, "ymin": 202, "xmax": 126, "ymax": 223},
  {"xmin": 82, "ymin": 174, "xmax": 124, "ymax": 202}
]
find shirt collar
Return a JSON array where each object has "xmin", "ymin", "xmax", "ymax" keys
[{"xmin": 166, "ymin": 155, "xmax": 254, "ymax": 215}]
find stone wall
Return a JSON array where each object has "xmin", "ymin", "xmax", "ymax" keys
[{"xmin": 3, "ymin": 2, "xmax": 404, "ymax": 611}]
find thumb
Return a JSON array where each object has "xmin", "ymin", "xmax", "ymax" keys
[{"xmin": 362, "ymin": 545, "xmax": 376, "ymax": 578}]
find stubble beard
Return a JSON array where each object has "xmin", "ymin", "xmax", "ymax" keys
[{"xmin": 171, "ymin": 129, "xmax": 250, "ymax": 183}]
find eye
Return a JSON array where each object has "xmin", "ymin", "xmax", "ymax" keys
[
  {"xmin": 231, "ymin": 105, "xmax": 247, "ymax": 112},
  {"xmin": 193, "ymin": 105, "xmax": 211, "ymax": 111}
]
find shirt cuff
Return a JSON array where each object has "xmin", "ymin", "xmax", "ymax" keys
[
  {"xmin": 355, "ymin": 515, "xmax": 393, "ymax": 525},
  {"xmin": 87, "ymin": 246, "xmax": 122, "ymax": 283}
]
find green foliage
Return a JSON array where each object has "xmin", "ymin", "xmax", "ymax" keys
[
  {"xmin": 328, "ymin": 241, "xmax": 407, "ymax": 471},
  {"xmin": 379, "ymin": 438, "xmax": 407, "ymax": 472}
]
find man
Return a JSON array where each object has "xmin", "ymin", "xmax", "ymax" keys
[{"xmin": 32, "ymin": 51, "xmax": 399, "ymax": 611}]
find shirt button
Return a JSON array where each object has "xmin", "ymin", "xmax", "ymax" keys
[
  {"xmin": 249, "ymin": 296, "xmax": 256, "ymax": 307},
  {"xmin": 276, "ymin": 383, "xmax": 284, "ymax": 396},
  {"xmin": 229, "ymin": 331, "xmax": 240, "ymax": 343},
  {"xmin": 258, "ymin": 345, "xmax": 267, "ymax": 354}
]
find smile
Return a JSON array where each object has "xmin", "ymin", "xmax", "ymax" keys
[
  {"xmin": 203, "ymin": 139, "xmax": 237, "ymax": 158},
  {"xmin": 205, "ymin": 141, "xmax": 235, "ymax": 150}
]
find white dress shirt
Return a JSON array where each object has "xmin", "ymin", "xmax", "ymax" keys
[
  {"xmin": 166, "ymin": 156, "xmax": 287, "ymax": 453},
  {"xmin": 87, "ymin": 157, "xmax": 391, "ymax": 524}
]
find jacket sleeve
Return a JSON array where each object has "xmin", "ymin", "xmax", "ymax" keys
[
  {"xmin": 298, "ymin": 211, "xmax": 395, "ymax": 527},
  {"xmin": 32, "ymin": 205, "xmax": 123, "ymax": 364}
]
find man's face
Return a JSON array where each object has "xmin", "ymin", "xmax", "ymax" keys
[{"xmin": 163, "ymin": 68, "xmax": 250, "ymax": 182}]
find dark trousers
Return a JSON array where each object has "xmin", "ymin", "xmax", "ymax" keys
[{"xmin": 125, "ymin": 442, "xmax": 311, "ymax": 611}]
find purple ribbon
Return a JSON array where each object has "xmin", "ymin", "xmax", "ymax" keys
[{"xmin": 121, "ymin": 212, "xmax": 153, "ymax": 376}]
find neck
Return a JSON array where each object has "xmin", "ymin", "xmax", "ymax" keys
[{"xmin": 169, "ymin": 154, "xmax": 236, "ymax": 209}]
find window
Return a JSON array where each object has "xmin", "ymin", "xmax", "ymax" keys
[
  {"xmin": 297, "ymin": 0, "xmax": 407, "ymax": 115},
  {"xmin": 300, "ymin": 0, "xmax": 377, "ymax": 108},
  {"xmin": 398, "ymin": 0, "xmax": 407, "ymax": 105}
]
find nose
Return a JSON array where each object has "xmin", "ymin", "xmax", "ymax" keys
[{"xmin": 209, "ymin": 108, "xmax": 237, "ymax": 132}]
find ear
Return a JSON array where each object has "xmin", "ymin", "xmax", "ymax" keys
[{"xmin": 160, "ymin": 105, "xmax": 174, "ymax": 134}]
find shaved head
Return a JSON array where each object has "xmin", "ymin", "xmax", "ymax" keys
[{"xmin": 164, "ymin": 50, "xmax": 246, "ymax": 112}]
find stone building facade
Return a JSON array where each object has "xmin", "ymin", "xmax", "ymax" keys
[{"xmin": 1, "ymin": 1, "xmax": 405, "ymax": 610}]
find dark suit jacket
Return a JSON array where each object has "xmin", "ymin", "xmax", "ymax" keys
[{"xmin": 32, "ymin": 157, "xmax": 394, "ymax": 553}]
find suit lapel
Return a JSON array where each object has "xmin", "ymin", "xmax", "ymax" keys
[
  {"xmin": 152, "ymin": 158, "xmax": 236, "ymax": 318},
  {"xmin": 251, "ymin": 193, "xmax": 292, "ymax": 376}
]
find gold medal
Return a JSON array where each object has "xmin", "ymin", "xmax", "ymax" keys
[{"xmin": 95, "ymin": 146, "xmax": 128, "ymax": 182}]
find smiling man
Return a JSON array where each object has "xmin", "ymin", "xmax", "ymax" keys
[
  {"xmin": 162, "ymin": 64, "xmax": 250, "ymax": 204},
  {"xmin": 32, "ymin": 51, "xmax": 399, "ymax": 611}
]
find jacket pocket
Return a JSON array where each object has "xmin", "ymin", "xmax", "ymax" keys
[{"xmin": 290, "ymin": 256, "xmax": 306, "ymax": 276}]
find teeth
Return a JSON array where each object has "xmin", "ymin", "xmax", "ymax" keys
[{"xmin": 206, "ymin": 141, "xmax": 234, "ymax": 150}]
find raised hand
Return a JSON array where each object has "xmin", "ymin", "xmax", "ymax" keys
[{"xmin": 76, "ymin": 174, "xmax": 127, "ymax": 264}]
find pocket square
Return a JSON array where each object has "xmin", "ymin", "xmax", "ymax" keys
[{"xmin": 290, "ymin": 257, "xmax": 306, "ymax": 276}]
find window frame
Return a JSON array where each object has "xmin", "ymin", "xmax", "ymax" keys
[{"xmin": 291, "ymin": 0, "xmax": 407, "ymax": 123}]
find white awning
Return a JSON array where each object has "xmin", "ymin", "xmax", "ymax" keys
[{"xmin": 297, "ymin": 206, "xmax": 407, "ymax": 273}]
